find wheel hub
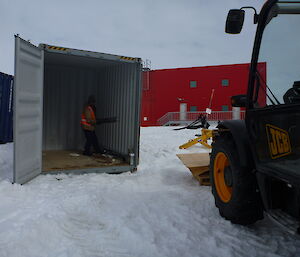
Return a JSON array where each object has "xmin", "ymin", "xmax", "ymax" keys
[
  {"xmin": 214, "ymin": 152, "xmax": 233, "ymax": 203},
  {"xmin": 224, "ymin": 166, "xmax": 233, "ymax": 187}
]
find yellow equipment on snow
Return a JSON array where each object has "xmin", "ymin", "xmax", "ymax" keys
[
  {"xmin": 177, "ymin": 129, "xmax": 217, "ymax": 186},
  {"xmin": 176, "ymin": 153, "xmax": 210, "ymax": 186},
  {"xmin": 179, "ymin": 129, "xmax": 215, "ymax": 149}
]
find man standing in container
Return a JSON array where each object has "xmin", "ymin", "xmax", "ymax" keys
[{"xmin": 81, "ymin": 95, "xmax": 105, "ymax": 156}]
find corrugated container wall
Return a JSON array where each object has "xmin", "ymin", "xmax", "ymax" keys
[
  {"xmin": 0, "ymin": 72, "xmax": 13, "ymax": 143},
  {"xmin": 42, "ymin": 47, "xmax": 142, "ymax": 164}
]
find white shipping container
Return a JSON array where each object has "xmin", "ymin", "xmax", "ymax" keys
[{"xmin": 13, "ymin": 36, "xmax": 142, "ymax": 184}]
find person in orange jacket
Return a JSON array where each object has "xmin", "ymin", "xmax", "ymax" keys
[{"xmin": 81, "ymin": 95, "xmax": 105, "ymax": 156}]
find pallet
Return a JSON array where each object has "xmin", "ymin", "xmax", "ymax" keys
[{"xmin": 177, "ymin": 153, "xmax": 211, "ymax": 186}]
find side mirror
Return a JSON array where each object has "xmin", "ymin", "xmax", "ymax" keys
[
  {"xmin": 226, "ymin": 9, "xmax": 245, "ymax": 34},
  {"xmin": 231, "ymin": 94, "xmax": 247, "ymax": 107}
]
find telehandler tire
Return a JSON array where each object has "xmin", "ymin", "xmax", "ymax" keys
[{"xmin": 210, "ymin": 134, "xmax": 263, "ymax": 225}]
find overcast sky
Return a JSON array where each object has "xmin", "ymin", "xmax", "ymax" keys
[{"xmin": 1, "ymin": 0, "xmax": 265, "ymax": 75}]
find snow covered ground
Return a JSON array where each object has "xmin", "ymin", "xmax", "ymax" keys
[{"xmin": 0, "ymin": 126, "xmax": 299, "ymax": 257}]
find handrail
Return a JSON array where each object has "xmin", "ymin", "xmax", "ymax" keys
[{"xmin": 157, "ymin": 111, "xmax": 245, "ymax": 126}]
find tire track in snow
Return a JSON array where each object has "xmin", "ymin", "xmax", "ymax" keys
[{"xmin": 57, "ymin": 194, "xmax": 131, "ymax": 257}]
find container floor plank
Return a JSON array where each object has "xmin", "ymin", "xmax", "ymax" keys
[{"xmin": 42, "ymin": 150, "xmax": 126, "ymax": 173}]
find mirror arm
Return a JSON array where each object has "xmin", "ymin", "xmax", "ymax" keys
[{"xmin": 240, "ymin": 6, "xmax": 259, "ymax": 24}]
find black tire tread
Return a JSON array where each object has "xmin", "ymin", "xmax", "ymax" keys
[{"xmin": 210, "ymin": 134, "xmax": 263, "ymax": 225}]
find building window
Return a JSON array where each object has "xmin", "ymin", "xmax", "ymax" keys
[
  {"xmin": 190, "ymin": 81, "xmax": 197, "ymax": 88},
  {"xmin": 222, "ymin": 79, "xmax": 229, "ymax": 87},
  {"xmin": 222, "ymin": 105, "xmax": 229, "ymax": 111},
  {"xmin": 190, "ymin": 106, "xmax": 197, "ymax": 112}
]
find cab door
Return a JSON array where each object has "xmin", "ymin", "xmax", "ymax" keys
[
  {"xmin": 247, "ymin": 103, "xmax": 300, "ymax": 184},
  {"xmin": 246, "ymin": 8, "xmax": 300, "ymax": 185},
  {"xmin": 13, "ymin": 36, "xmax": 44, "ymax": 184}
]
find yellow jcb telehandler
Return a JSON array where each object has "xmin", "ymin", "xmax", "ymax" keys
[{"xmin": 209, "ymin": 0, "xmax": 300, "ymax": 233}]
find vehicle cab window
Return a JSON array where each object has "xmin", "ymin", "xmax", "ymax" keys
[{"xmin": 254, "ymin": 2, "xmax": 300, "ymax": 108}]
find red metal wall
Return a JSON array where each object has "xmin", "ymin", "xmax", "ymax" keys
[{"xmin": 141, "ymin": 63, "xmax": 266, "ymax": 126}]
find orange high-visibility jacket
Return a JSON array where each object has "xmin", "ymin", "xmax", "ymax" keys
[{"xmin": 81, "ymin": 106, "xmax": 96, "ymax": 131}]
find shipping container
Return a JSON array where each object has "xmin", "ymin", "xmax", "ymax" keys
[
  {"xmin": 13, "ymin": 36, "xmax": 142, "ymax": 184},
  {"xmin": 0, "ymin": 72, "xmax": 13, "ymax": 143}
]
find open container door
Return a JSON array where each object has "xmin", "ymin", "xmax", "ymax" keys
[{"xmin": 13, "ymin": 36, "xmax": 44, "ymax": 184}]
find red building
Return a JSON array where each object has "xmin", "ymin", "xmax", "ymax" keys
[{"xmin": 141, "ymin": 63, "xmax": 266, "ymax": 126}]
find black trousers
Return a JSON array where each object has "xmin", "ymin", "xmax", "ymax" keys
[{"xmin": 83, "ymin": 130, "xmax": 104, "ymax": 155}]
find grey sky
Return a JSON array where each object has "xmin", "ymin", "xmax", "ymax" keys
[{"xmin": 1, "ymin": 0, "xmax": 265, "ymax": 75}]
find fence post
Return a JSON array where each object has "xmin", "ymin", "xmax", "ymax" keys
[
  {"xmin": 232, "ymin": 107, "xmax": 241, "ymax": 120},
  {"xmin": 179, "ymin": 103, "xmax": 187, "ymax": 121}
]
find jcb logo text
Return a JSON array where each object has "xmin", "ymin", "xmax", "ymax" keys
[{"xmin": 266, "ymin": 124, "xmax": 291, "ymax": 159}]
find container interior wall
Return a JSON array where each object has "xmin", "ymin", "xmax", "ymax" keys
[
  {"xmin": 97, "ymin": 64, "xmax": 140, "ymax": 158},
  {"xmin": 43, "ymin": 52, "xmax": 141, "ymax": 160}
]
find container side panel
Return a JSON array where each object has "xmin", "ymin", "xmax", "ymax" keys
[
  {"xmin": 0, "ymin": 73, "xmax": 14, "ymax": 143},
  {"xmin": 133, "ymin": 64, "xmax": 142, "ymax": 165},
  {"xmin": 8, "ymin": 78, "xmax": 14, "ymax": 142},
  {"xmin": 14, "ymin": 37, "xmax": 44, "ymax": 184},
  {"xmin": 97, "ymin": 63, "xmax": 141, "ymax": 162},
  {"xmin": 0, "ymin": 74, "xmax": 3, "ymax": 141}
]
